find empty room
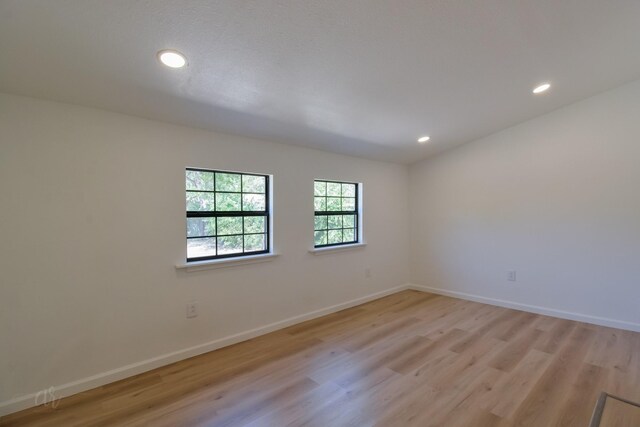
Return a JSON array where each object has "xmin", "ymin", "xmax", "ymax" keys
[{"xmin": 2, "ymin": 1, "xmax": 640, "ymax": 426}]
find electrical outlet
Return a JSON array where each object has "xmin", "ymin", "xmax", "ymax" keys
[
  {"xmin": 365, "ymin": 268, "xmax": 372, "ymax": 279},
  {"xmin": 186, "ymin": 302, "xmax": 198, "ymax": 318},
  {"xmin": 507, "ymin": 271, "xmax": 517, "ymax": 282}
]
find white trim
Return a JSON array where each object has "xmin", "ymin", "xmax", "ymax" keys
[
  {"xmin": 308, "ymin": 242, "xmax": 367, "ymax": 255},
  {"xmin": 175, "ymin": 253, "xmax": 279, "ymax": 271},
  {"xmin": 0, "ymin": 284, "xmax": 408, "ymax": 417},
  {"xmin": 407, "ymin": 284, "xmax": 640, "ymax": 333},
  {"xmin": 8, "ymin": 283, "xmax": 638, "ymax": 416},
  {"xmin": 357, "ymin": 182, "xmax": 364, "ymax": 244}
]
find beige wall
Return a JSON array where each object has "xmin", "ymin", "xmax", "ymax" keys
[
  {"xmin": 409, "ymin": 78, "xmax": 640, "ymax": 329},
  {"xmin": 0, "ymin": 93, "xmax": 410, "ymax": 411}
]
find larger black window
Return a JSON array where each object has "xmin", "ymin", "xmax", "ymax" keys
[
  {"xmin": 314, "ymin": 180, "xmax": 360, "ymax": 247},
  {"xmin": 186, "ymin": 168, "xmax": 270, "ymax": 261}
]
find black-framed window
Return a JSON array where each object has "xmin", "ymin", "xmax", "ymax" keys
[
  {"xmin": 314, "ymin": 180, "xmax": 359, "ymax": 247},
  {"xmin": 186, "ymin": 168, "xmax": 270, "ymax": 261}
]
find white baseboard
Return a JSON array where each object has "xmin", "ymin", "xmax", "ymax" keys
[
  {"xmin": 408, "ymin": 283, "xmax": 640, "ymax": 333},
  {"xmin": 0, "ymin": 284, "xmax": 409, "ymax": 417},
  {"xmin": 7, "ymin": 283, "xmax": 636, "ymax": 417}
]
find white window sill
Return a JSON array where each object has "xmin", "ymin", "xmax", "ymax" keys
[
  {"xmin": 308, "ymin": 242, "xmax": 367, "ymax": 255},
  {"xmin": 176, "ymin": 253, "xmax": 279, "ymax": 271}
]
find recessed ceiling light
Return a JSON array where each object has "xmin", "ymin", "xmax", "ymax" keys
[
  {"xmin": 417, "ymin": 136, "xmax": 430, "ymax": 144},
  {"xmin": 532, "ymin": 83, "xmax": 551, "ymax": 94},
  {"xmin": 158, "ymin": 50, "xmax": 187, "ymax": 68}
]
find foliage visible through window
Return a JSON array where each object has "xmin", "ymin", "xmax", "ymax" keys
[
  {"xmin": 186, "ymin": 168, "xmax": 269, "ymax": 261},
  {"xmin": 314, "ymin": 180, "xmax": 359, "ymax": 247}
]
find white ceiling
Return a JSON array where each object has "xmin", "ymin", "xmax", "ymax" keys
[{"xmin": 1, "ymin": 1, "xmax": 640, "ymax": 163}]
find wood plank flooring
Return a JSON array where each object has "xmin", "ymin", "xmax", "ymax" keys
[
  {"xmin": 597, "ymin": 395, "xmax": 640, "ymax": 427},
  {"xmin": 3, "ymin": 290, "xmax": 640, "ymax": 426}
]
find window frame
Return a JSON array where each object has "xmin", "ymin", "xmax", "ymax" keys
[
  {"xmin": 313, "ymin": 179, "xmax": 361, "ymax": 248},
  {"xmin": 185, "ymin": 167, "xmax": 271, "ymax": 262}
]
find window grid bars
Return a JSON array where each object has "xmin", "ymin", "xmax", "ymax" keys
[
  {"xmin": 313, "ymin": 180, "xmax": 359, "ymax": 248},
  {"xmin": 186, "ymin": 168, "xmax": 270, "ymax": 262}
]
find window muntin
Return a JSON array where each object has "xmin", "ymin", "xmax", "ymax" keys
[
  {"xmin": 186, "ymin": 168, "xmax": 270, "ymax": 261},
  {"xmin": 314, "ymin": 180, "xmax": 359, "ymax": 247}
]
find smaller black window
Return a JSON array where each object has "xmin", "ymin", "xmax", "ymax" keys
[
  {"xmin": 314, "ymin": 180, "xmax": 360, "ymax": 247},
  {"xmin": 186, "ymin": 168, "xmax": 270, "ymax": 261}
]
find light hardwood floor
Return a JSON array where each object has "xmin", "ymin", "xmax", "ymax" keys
[
  {"xmin": 596, "ymin": 394, "xmax": 640, "ymax": 427},
  {"xmin": 3, "ymin": 290, "xmax": 640, "ymax": 426}
]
